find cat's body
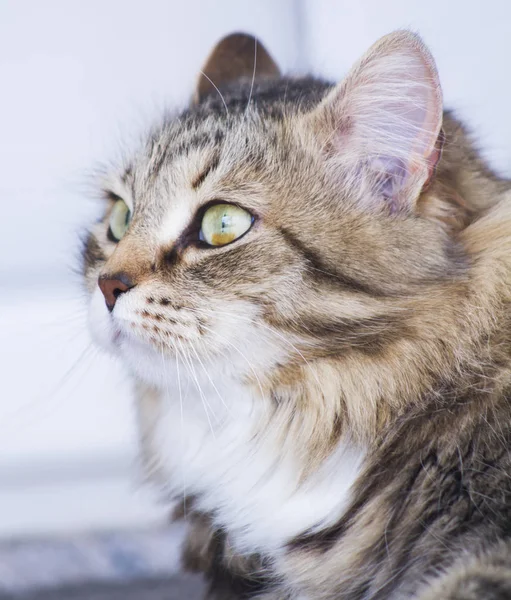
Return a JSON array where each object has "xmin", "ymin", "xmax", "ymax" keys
[{"xmin": 84, "ymin": 32, "xmax": 511, "ymax": 598}]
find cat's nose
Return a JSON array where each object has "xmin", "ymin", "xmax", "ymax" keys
[{"xmin": 98, "ymin": 273, "xmax": 135, "ymax": 312}]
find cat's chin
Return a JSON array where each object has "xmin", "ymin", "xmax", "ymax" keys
[
  {"xmin": 118, "ymin": 336, "xmax": 174, "ymax": 389},
  {"xmin": 88, "ymin": 287, "xmax": 119, "ymax": 354}
]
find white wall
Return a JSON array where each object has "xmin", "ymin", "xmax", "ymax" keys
[{"xmin": 299, "ymin": 0, "xmax": 511, "ymax": 176}]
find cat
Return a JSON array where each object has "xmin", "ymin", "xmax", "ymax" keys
[{"xmin": 83, "ymin": 30, "xmax": 511, "ymax": 599}]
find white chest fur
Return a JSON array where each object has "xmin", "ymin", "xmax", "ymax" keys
[{"xmin": 137, "ymin": 362, "xmax": 364, "ymax": 556}]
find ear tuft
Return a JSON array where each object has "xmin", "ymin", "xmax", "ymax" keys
[
  {"xmin": 308, "ymin": 30, "xmax": 443, "ymax": 214},
  {"xmin": 193, "ymin": 33, "xmax": 281, "ymax": 104}
]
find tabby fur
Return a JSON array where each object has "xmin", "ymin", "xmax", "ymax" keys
[{"xmin": 83, "ymin": 31, "xmax": 511, "ymax": 599}]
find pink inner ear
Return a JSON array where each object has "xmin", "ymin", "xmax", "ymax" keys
[{"xmin": 319, "ymin": 31, "xmax": 443, "ymax": 212}]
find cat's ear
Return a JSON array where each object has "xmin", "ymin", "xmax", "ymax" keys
[
  {"xmin": 193, "ymin": 33, "xmax": 280, "ymax": 104},
  {"xmin": 307, "ymin": 30, "xmax": 443, "ymax": 214}
]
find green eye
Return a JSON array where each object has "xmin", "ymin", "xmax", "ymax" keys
[
  {"xmin": 199, "ymin": 204, "xmax": 253, "ymax": 247},
  {"xmin": 108, "ymin": 199, "xmax": 131, "ymax": 241}
]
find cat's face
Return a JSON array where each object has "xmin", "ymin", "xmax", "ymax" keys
[
  {"xmin": 85, "ymin": 112, "xmax": 307, "ymax": 387},
  {"xmin": 84, "ymin": 31, "xmax": 463, "ymax": 396}
]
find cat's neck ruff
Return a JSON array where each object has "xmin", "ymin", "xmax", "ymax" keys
[{"xmin": 136, "ymin": 359, "xmax": 365, "ymax": 556}]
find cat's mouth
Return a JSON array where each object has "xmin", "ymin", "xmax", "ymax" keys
[{"xmin": 89, "ymin": 284, "xmax": 211, "ymax": 355}]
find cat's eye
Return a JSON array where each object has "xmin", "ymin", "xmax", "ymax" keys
[
  {"xmin": 199, "ymin": 204, "xmax": 253, "ymax": 247},
  {"xmin": 108, "ymin": 199, "xmax": 131, "ymax": 242}
]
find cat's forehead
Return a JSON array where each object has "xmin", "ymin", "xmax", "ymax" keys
[
  {"xmin": 135, "ymin": 116, "xmax": 227, "ymax": 197},
  {"xmin": 115, "ymin": 112, "xmax": 280, "ymax": 210}
]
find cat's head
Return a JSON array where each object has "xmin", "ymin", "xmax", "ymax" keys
[{"xmin": 84, "ymin": 31, "xmax": 468, "ymax": 422}]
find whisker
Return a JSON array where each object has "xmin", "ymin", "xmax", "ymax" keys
[
  {"xmin": 176, "ymin": 337, "xmax": 216, "ymax": 438},
  {"xmin": 189, "ymin": 341, "xmax": 231, "ymax": 415},
  {"xmin": 198, "ymin": 70, "xmax": 229, "ymax": 115},
  {"xmin": 160, "ymin": 345, "xmax": 187, "ymax": 518},
  {"xmin": 245, "ymin": 37, "xmax": 258, "ymax": 114},
  {"xmin": 173, "ymin": 340, "xmax": 187, "ymax": 519}
]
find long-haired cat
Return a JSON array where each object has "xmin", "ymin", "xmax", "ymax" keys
[{"xmin": 83, "ymin": 31, "xmax": 511, "ymax": 599}]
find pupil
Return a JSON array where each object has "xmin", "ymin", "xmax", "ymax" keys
[{"xmin": 221, "ymin": 213, "xmax": 231, "ymax": 231}]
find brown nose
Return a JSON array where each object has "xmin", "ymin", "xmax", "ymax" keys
[{"xmin": 98, "ymin": 273, "xmax": 135, "ymax": 312}]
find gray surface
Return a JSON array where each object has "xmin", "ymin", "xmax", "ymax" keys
[
  {"xmin": 0, "ymin": 574, "xmax": 206, "ymax": 600},
  {"xmin": 0, "ymin": 528, "xmax": 187, "ymax": 594}
]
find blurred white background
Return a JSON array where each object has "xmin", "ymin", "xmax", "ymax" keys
[{"xmin": 0, "ymin": 0, "xmax": 510, "ymax": 538}]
